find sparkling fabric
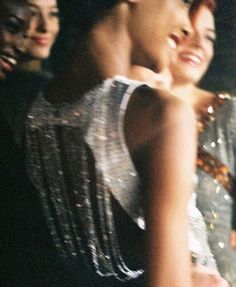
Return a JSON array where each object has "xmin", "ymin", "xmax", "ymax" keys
[
  {"xmin": 188, "ymin": 189, "xmax": 217, "ymax": 268},
  {"xmin": 27, "ymin": 76, "xmax": 145, "ymax": 282},
  {"xmin": 26, "ymin": 76, "xmax": 216, "ymax": 282},
  {"xmin": 197, "ymin": 93, "xmax": 236, "ymax": 286}
]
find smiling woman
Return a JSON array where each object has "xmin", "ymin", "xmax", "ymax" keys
[
  {"xmin": 18, "ymin": 0, "xmax": 60, "ymax": 72},
  {"xmin": 168, "ymin": 0, "xmax": 236, "ymax": 285},
  {"xmin": 25, "ymin": 0, "xmax": 198, "ymax": 287},
  {"xmin": 0, "ymin": 0, "xmax": 29, "ymax": 80}
]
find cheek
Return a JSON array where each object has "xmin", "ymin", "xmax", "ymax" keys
[
  {"xmin": 169, "ymin": 52, "xmax": 180, "ymax": 70},
  {"xmin": 205, "ymin": 48, "xmax": 214, "ymax": 67},
  {"xmin": 27, "ymin": 20, "xmax": 39, "ymax": 35},
  {"xmin": 51, "ymin": 20, "xmax": 59, "ymax": 35}
]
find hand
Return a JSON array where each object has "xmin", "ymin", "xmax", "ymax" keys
[{"xmin": 191, "ymin": 264, "xmax": 229, "ymax": 287}]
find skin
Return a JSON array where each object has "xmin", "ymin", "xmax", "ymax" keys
[
  {"xmin": 170, "ymin": 4, "xmax": 217, "ymax": 117},
  {"xmin": 170, "ymin": 4, "xmax": 216, "ymax": 87},
  {"xmin": 45, "ymin": 1, "xmax": 197, "ymax": 287},
  {"xmin": 128, "ymin": 3, "xmax": 229, "ymax": 287},
  {"xmin": 230, "ymin": 231, "xmax": 236, "ymax": 249},
  {"xmin": 0, "ymin": 1, "xmax": 29, "ymax": 80},
  {"xmin": 19, "ymin": 0, "xmax": 59, "ymax": 71},
  {"xmin": 131, "ymin": 4, "xmax": 216, "ymax": 110},
  {"xmin": 170, "ymin": 5, "xmax": 234, "ymax": 284}
]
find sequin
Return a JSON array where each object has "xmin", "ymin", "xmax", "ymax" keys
[
  {"xmin": 197, "ymin": 92, "xmax": 231, "ymax": 133},
  {"xmin": 26, "ymin": 76, "xmax": 218, "ymax": 281},
  {"xmin": 197, "ymin": 147, "xmax": 234, "ymax": 192},
  {"xmin": 26, "ymin": 77, "xmax": 145, "ymax": 282},
  {"xmin": 196, "ymin": 92, "xmax": 236, "ymax": 286}
]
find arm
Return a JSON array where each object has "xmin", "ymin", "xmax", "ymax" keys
[
  {"xmin": 124, "ymin": 86, "xmax": 196, "ymax": 287},
  {"xmin": 191, "ymin": 264, "xmax": 229, "ymax": 287},
  {"xmin": 229, "ymin": 185, "xmax": 236, "ymax": 250},
  {"xmin": 229, "ymin": 98, "xmax": 236, "ymax": 250}
]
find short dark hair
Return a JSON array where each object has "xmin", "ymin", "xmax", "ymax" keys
[
  {"xmin": 52, "ymin": 0, "xmax": 120, "ymax": 72},
  {"xmin": 58, "ymin": 0, "xmax": 119, "ymax": 36}
]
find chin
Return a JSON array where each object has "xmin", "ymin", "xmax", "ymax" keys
[
  {"xmin": 176, "ymin": 68, "xmax": 203, "ymax": 84},
  {"xmin": 31, "ymin": 48, "xmax": 51, "ymax": 61}
]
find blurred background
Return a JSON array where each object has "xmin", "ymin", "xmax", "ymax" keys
[{"xmin": 201, "ymin": 0, "xmax": 236, "ymax": 94}]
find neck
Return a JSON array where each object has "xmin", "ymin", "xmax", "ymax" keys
[
  {"xmin": 46, "ymin": 3, "xmax": 132, "ymax": 103},
  {"xmin": 171, "ymin": 82, "xmax": 196, "ymax": 105},
  {"xmin": 18, "ymin": 59, "xmax": 42, "ymax": 72},
  {"xmin": 171, "ymin": 82, "xmax": 214, "ymax": 115}
]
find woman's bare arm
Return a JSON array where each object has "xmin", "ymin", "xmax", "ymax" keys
[{"xmin": 125, "ymin": 87, "xmax": 197, "ymax": 287}]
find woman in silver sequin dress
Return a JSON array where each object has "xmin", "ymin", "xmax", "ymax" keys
[
  {"xmin": 25, "ymin": 0, "xmax": 228, "ymax": 286},
  {"xmin": 26, "ymin": 0, "xmax": 197, "ymax": 286},
  {"xmin": 167, "ymin": 0, "xmax": 236, "ymax": 285}
]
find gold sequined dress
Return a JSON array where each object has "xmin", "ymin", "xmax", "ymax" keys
[
  {"xmin": 26, "ymin": 76, "xmax": 216, "ymax": 285},
  {"xmin": 197, "ymin": 92, "xmax": 236, "ymax": 286}
]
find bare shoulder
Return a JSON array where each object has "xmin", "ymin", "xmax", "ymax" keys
[{"xmin": 124, "ymin": 85, "xmax": 196, "ymax": 151}]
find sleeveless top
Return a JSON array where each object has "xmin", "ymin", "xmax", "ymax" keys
[
  {"xmin": 26, "ymin": 76, "xmax": 216, "ymax": 283},
  {"xmin": 196, "ymin": 92, "xmax": 236, "ymax": 285}
]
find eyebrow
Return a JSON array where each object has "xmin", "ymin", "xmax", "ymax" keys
[{"xmin": 27, "ymin": 3, "xmax": 58, "ymax": 9}]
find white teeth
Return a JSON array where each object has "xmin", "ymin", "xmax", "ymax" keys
[
  {"xmin": 181, "ymin": 53, "xmax": 201, "ymax": 64},
  {"xmin": 167, "ymin": 37, "xmax": 177, "ymax": 50},
  {"xmin": 0, "ymin": 55, "xmax": 17, "ymax": 66},
  {"xmin": 7, "ymin": 57, "xmax": 17, "ymax": 66}
]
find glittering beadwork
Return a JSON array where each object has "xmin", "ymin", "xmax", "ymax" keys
[
  {"xmin": 188, "ymin": 191, "xmax": 217, "ymax": 268},
  {"xmin": 196, "ymin": 93, "xmax": 236, "ymax": 286},
  {"xmin": 26, "ymin": 77, "xmax": 145, "ymax": 282},
  {"xmin": 197, "ymin": 146, "xmax": 234, "ymax": 193},
  {"xmin": 26, "ymin": 76, "xmax": 218, "ymax": 281},
  {"xmin": 197, "ymin": 92, "xmax": 231, "ymax": 133},
  {"xmin": 197, "ymin": 92, "xmax": 234, "ymax": 193}
]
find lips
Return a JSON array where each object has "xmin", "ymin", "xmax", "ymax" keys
[
  {"xmin": 32, "ymin": 37, "xmax": 50, "ymax": 46},
  {"xmin": 0, "ymin": 54, "xmax": 17, "ymax": 73},
  {"xmin": 179, "ymin": 52, "xmax": 202, "ymax": 66}
]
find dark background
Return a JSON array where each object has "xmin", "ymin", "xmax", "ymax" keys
[{"xmin": 201, "ymin": 0, "xmax": 236, "ymax": 94}]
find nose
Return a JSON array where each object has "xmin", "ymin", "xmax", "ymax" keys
[
  {"xmin": 176, "ymin": 24, "xmax": 194, "ymax": 45},
  {"xmin": 177, "ymin": 5, "xmax": 194, "ymax": 41},
  {"xmin": 181, "ymin": 25, "xmax": 193, "ymax": 38},
  {"xmin": 168, "ymin": 25, "xmax": 193, "ymax": 49},
  {"xmin": 170, "ymin": 6, "xmax": 194, "ymax": 47},
  {"xmin": 190, "ymin": 33, "xmax": 204, "ymax": 48},
  {"xmin": 37, "ymin": 13, "xmax": 49, "ymax": 33}
]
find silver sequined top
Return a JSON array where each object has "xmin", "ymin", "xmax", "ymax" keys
[
  {"xmin": 26, "ymin": 76, "xmax": 216, "ymax": 282},
  {"xmin": 197, "ymin": 94, "xmax": 236, "ymax": 286}
]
